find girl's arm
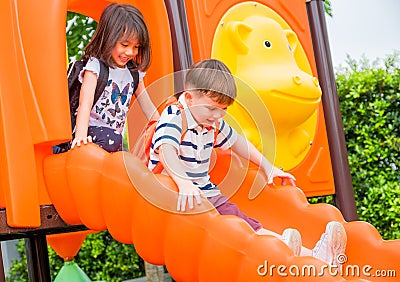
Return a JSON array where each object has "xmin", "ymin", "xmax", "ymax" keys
[
  {"xmin": 135, "ymin": 81, "xmax": 160, "ymax": 120},
  {"xmin": 231, "ymin": 134, "xmax": 296, "ymax": 186},
  {"xmin": 71, "ymin": 70, "xmax": 97, "ymax": 148},
  {"xmin": 159, "ymin": 144, "xmax": 202, "ymax": 211}
]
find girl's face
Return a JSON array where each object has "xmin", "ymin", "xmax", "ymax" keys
[
  {"xmin": 185, "ymin": 91, "xmax": 228, "ymax": 127},
  {"xmin": 111, "ymin": 36, "xmax": 140, "ymax": 68}
]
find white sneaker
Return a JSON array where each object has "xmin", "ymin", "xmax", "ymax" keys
[
  {"xmin": 281, "ymin": 228, "xmax": 302, "ymax": 256},
  {"xmin": 312, "ymin": 221, "xmax": 347, "ymax": 266}
]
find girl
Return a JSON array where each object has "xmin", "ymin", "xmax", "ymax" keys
[{"xmin": 71, "ymin": 3, "xmax": 159, "ymax": 152}]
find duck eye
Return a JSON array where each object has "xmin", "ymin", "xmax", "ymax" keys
[{"xmin": 264, "ymin": 40, "xmax": 272, "ymax": 48}]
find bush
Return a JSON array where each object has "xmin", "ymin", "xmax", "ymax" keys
[
  {"xmin": 6, "ymin": 231, "xmax": 145, "ymax": 282},
  {"xmin": 359, "ymin": 182, "xmax": 400, "ymax": 240},
  {"xmin": 335, "ymin": 52, "xmax": 400, "ymax": 239},
  {"xmin": 66, "ymin": 12, "xmax": 97, "ymax": 61}
]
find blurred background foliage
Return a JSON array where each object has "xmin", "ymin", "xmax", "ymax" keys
[
  {"xmin": 335, "ymin": 52, "xmax": 400, "ymax": 240},
  {"xmin": 6, "ymin": 231, "xmax": 145, "ymax": 282},
  {"xmin": 66, "ymin": 12, "xmax": 97, "ymax": 61}
]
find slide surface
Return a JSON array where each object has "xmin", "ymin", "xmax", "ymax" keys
[
  {"xmin": 43, "ymin": 145, "xmax": 399, "ymax": 281},
  {"xmin": 0, "ymin": 0, "xmax": 399, "ymax": 281}
]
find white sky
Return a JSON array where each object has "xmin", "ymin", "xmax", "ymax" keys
[{"xmin": 325, "ymin": 0, "xmax": 400, "ymax": 66}]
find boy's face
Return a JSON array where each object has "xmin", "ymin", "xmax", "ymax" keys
[{"xmin": 185, "ymin": 91, "xmax": 228, "ymax": 127}]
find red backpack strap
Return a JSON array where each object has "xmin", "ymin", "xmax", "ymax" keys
[
  {"xmin": 151, "ymin": 102, "xmax": 188, "ymax": 174},
  {"xmin": 213, "ymin": 119, "xmax": 220, "ymax": 145},
  {"xmin": 177, "ymin": 103, "xmax": 188, "ymax": 140}
]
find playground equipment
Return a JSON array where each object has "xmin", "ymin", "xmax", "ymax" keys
[
  {"xmin": 47, "ymin": 231, "xmax": 92, "ymax": 281},
  {"xmin": 1, "ymin": 0, "xmax": 399, "ymax": 281}
]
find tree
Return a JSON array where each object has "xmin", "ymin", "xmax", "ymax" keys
[{"xmin": 324, "ymin": 0, "xmax": 332, "ymax": 17}]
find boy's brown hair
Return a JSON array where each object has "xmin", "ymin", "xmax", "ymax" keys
[
  {"xmin": 84, "ymin": 3, "xmax": 151, "ymax": 71},
  {"xmin": 185, "ymin": 59, "xmax": 237, "ymax": 106}
]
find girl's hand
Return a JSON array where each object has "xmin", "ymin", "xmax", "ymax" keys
[{"xmin": 71, "ymin": 135, "xmax": 93, "ymax": 149}]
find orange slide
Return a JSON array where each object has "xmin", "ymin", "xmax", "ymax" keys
[
  {"xmin": 43, "ymin": 145, "xmax": 399, "ymax": 281},
  {"xmin": 0, "ymin": 0, "xmax": 399, "ymax": 281}
]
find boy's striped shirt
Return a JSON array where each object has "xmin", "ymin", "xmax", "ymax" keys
[{"xmin": 148, "ymin": 95, "xmax": 238, "ymax": 197}]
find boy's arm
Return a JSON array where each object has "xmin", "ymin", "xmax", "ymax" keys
[
  {"xmin": 135, "ymin": 81, "xmax": 160, "ymax": 120},
  {"xmin": 158, "ymin": 144, "xmax": 202, "ymax": 211},
  {"xmin": 72, "ymin": 70, "xmax": 97, "ymax": 148},
  {"xmin": 231, "ymin": 135, "xmax": 296, "ymax": 186}
]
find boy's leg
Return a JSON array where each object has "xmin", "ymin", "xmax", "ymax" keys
[
  {"xmin": 212, "ymin": 203, "xmax": 346, "ymax": 262},
  {"xmin": 208, "ymin": 194, "xmax": 263, "ymax": 231},
  {"xmin": 208, "ymin": 194, "xmax": 304, "ymax": 256},
  {"xmin": 258, "ymin": 221, "xmax": 347, "ymax": 261},
  {"xmin": 312, "ymin": 221, "xmax": 347, "ymax": 265},
  {"xmin": 257, "ymin": 228, "xmax": 307, "ymax": 256}
]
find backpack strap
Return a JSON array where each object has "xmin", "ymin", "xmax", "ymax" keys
[
  {"xmin": 213, "ymin": 119, "xmax": 220, "ymax": 146},
  {"xmin": 177, "ymin": 103, "xmax": 188, "ymax": 139},
  {"xmin": 151, "ymin": 103, "xmax": 188, "ymax": 174},
  {"xmin": 127, "ymin": 61, "xmax": 140, "ymax": 97},
  {"xmin": 93, "ymin": 60, "xmax": 109, "ymax": 108}
]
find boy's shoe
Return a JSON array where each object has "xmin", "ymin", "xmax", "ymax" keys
[
  {"xmin": 312, "ymin": 221, "xmax": 347, "ymax": 266},
  {"xmin": 281, "ymin": 228, "xmax": 302, "ymax": 256}
]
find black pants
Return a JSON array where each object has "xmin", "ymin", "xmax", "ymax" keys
[{"xmin": 53, "ymin": 126, "xmax": 122, "ymax": 154}]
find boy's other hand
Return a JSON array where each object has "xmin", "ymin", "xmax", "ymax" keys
[
  {"xmin": 177, "ymin": 185, "xmax": 202, "ymax": 211},
  {"xmin": 269, "ymin": 167, "xmax": 296, "ymax": 187}
]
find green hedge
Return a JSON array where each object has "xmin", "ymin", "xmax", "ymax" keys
[
  {"xmin": 66, "ymin": 12, "xmax": 97, "ymax": 61},
  {"xmin": 335, "ymin": 53, "xmax": 400, "ymax": 240},
  {"xmin": 6, "ymin": 231, "xmax": 144, "ymax": 282}
]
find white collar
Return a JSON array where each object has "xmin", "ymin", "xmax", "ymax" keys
[{"xmin": 177, "ymin": 94, "xmax": 217, "ymax": 131}]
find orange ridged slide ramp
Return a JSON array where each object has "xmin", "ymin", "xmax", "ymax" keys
[{"xmin": 43, "ymin": 144, "xmax": 398, "ymax": 281}]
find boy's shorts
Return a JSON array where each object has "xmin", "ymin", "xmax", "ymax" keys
[{"xmin": 207, "ymin": 194, "xmax": 263, "ymax": 232}]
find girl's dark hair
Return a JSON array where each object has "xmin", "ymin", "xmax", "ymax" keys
[{"xmin": 83, "ymin": 3, "xmax": 151, "ymax": 71}]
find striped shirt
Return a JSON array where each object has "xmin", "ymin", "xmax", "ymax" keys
[{"xmin": 148, "ymin": 95, "xmax": 238, "ymax": 197}]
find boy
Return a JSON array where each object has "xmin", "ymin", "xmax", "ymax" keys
[{"xmin": 148, "ymin": 59, "xmax": 346, "ymax": 265}]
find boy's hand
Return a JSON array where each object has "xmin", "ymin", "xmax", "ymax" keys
[
  {"xmin": 268, "ymin": 167, "xmax": 296, "ymax": 187},
  {"xmin": 177, "ymin": 184, "xmax": 202, "ymax": 211}
]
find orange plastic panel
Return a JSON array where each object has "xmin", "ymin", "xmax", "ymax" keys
[
  {"xmin": 47, "ymin": 230, "xmax": 94, "ymax": 261},
  {"xmin": 0, "ymin": 0, "xmax": 70, "ymax": 227},
  {"xmin": 0, "ymin": 0, "xmax": 173, "ymax": 227}
]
